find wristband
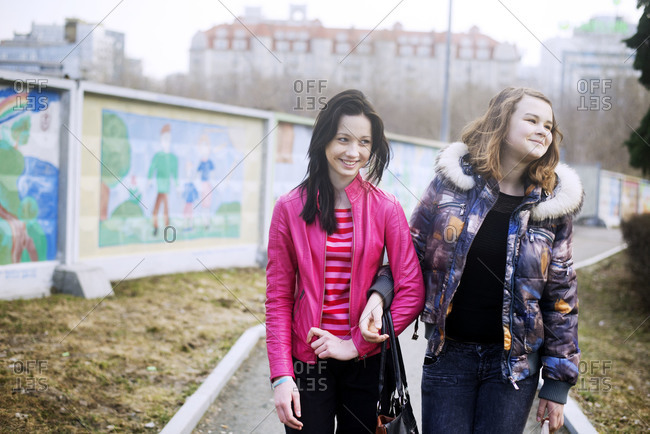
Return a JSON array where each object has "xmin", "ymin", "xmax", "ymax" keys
[{"xmin": 271, "ymin": 376, "xmax": 291, "ymax": 390}]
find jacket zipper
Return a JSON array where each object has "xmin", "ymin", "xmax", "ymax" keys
[
  {"xmin": 349, "ymin": 207, "xmax": 358, "ymax": 356},
  {"xmin": 319, "ymin": 229, "xmax": 326, "ymax": 331},
  {"xmin": 437, "ymin": 202, "xmax": 469, "ymax": 354},
  {"xmin": 528, "ymin": 227, "xmax": 553, "ymax": 243},
  {"xmin": 551, "ymin": 259, "xmax": 573, "ymax": 277},
  {"xmin": 438, "ymin": 202, "xmax": 466, "ymax": 216},
  {"xmin": 506, "ymin": 198, "xmax": 542, "ymax": 390},
  {"xmin": 507, "ymin": 217, "xmax": 521, "ymax": 390}
]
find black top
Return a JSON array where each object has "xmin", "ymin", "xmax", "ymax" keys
[{"xmin": 446, "ymin": 192, "xmax": 524, "ymax": 344}]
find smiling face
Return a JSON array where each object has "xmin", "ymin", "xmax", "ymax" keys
[
  {"xmin": 325, "ymin": 114, "xmax": 372, "ymax": 188},
  {"xmin": 504, "ymin": 95, "xmax": 554, "ymax": 164}
]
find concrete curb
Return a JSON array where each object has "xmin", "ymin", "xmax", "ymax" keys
[
  {"xmin": 160, "ymin": 324, "xmax": 266, "ymax": 434},
  {"xmin": 564, "ymin": 396, "xmax": 599, "ymax": 434},
  {"xmin": 574, "ymin": 243, "xmax": 627, "ymax": 270},
  {"xmin": 560, "ymin": 242, "xmax": 627, "ymax": 434}
]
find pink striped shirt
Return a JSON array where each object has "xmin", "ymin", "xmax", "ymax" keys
[{"xmin": 321, "ymin": 208, "xmax": 353, "ymax": 339}]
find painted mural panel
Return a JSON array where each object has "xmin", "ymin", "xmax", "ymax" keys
[
  {"xmin": 621, "ymin": 179, "xmax": 639, "ymax": 219},
  {"xmin": 99, "ymin": 110, "xmax": 244, "ymax": 247},
  {"xmin": 0, "ymin": 86, "xmax": 59, "ymax": 266},
  {"xmin": 273, "ymin": 122, "xmax": 439, "ymax": 219},
  {"xmin": 597, "ymin": 172, "xmax": 624, "ymax": 227},
  {"xmin": 379, "ymin": 141, "xmax": 438, "ymax": 219},
  {"xmin": 640, "ymin": 180, "xmax": 650, "ymax": 213},
  {"xmin": 273, "ymin": 122, "xmax": 312, "ymax": 200}
]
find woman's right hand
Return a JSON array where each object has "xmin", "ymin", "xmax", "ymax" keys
[
  {"xmin": 273, "ymin": 377, "xmax": 303, "ymax": 430},
  {"xmin": 359, "ymin": 292, "xmax": 389, "ymax": 343}
]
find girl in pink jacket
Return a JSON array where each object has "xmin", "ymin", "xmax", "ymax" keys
[{"xmin": 266, "ymin": 89, "xmax": 424, "ymax": 433}]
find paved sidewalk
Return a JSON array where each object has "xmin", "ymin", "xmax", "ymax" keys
[{"xmin": 194, "ymin": 226, "xmax": 623, "ymax": 433}]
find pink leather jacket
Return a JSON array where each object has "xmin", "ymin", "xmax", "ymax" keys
[{"xmin": 266, "ymin": 174, "xmax": 424, "ymax": 380}]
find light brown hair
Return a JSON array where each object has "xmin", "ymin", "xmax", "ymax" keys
[{"xmin": 460, "ymin": 87, "xmax": 562, "ymax": 193}]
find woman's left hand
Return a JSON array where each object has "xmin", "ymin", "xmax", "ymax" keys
[
  {"xmin": 306, "ymin": 327, "xmax": 359, "ymax": 360},
  {"xmin": 536, "ymin": 399, "xmax": 564, "ymax": 432}
]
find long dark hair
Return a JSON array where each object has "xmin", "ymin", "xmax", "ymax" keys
[{"xmin": 299, "ymin": 89, "xmax": 390, "ymax": 234}]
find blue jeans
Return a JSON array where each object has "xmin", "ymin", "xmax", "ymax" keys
[{"xmin": 421, "ymin": 339, "xmax": 538, "ymax": 434}]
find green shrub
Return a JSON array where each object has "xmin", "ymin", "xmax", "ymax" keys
[{"xmin": 620, "ymin": 213, "xmax": 650, "ymax": 311}]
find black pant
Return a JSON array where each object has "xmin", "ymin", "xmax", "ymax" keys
[{"xmin": 286, "ymin": 353, "xmax": 393, "ymax": 434}]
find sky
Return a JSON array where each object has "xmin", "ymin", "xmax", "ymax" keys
[{"xmin": 0, "ymin": 0, "xmax": 643, "ymax": 78}]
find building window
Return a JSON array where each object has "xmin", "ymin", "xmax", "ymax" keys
[
  {"xmin": 460, "ymin": 47, "xmax": 473, "ymax": 59},
  {"xmin": 293, "ymin": 41, "xmax": 308, "ymax": 52},
  {"xmin": 215, "ymin": 39, "xmax": 229, "ymax": 50},
  {"xmin": 355, "ymin": 43, "xmax": 371, "ymax": 54},
  {"xmin": 276, "ymin": 40, "xmax": 290, "ymax": 51},
  {"xmin": 232, "ymin": 39, "xmax": 248, "ymax": 50},
  {"xmin": 416, "ymin": 45, "xmax": 431, "ymax": 56},
  {"xmin": 336, "ymin": 42, "xmax": 351, "ymax": 54},
  {"xmin": 399, "ymin": 45, "xmax": 414, "ymax": 56},
  {"xmin": 476, "ymin": 48, "xmax": 490, "ymax": 60}
]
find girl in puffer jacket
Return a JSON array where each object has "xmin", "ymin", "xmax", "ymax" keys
[
  {"xmin": 266, "ymin": 89, "xmax": 424, "ymax": 433},
  {"xmin": 364, "ymin": 87, "xmax": 583, "ymax": 433}
]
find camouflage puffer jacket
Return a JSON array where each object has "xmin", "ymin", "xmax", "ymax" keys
[{"xmin": 410, "ymin": 141, "xmax": 583, "ymax": 404}]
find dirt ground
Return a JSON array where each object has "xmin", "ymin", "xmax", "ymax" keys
[{"xmin": 0, "ymin": 267, "xmax": 266, "ymax": 433}]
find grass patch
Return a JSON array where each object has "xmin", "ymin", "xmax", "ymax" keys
[
  {"xmin": 0, "ymin": 267, "xmax": 266, "ymax": 432},
  {"xmin": 571, "ymin": 252, "xmax": 649, "ymax": 433}
]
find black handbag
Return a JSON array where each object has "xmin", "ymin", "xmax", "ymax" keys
[{"xmin": 376, "ymin": 310, "xmax": 419, "ymax": 434}]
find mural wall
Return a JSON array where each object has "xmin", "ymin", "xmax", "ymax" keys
[
  {"xmin": 4, "ymin": 70, "xmax": 650, "ymax": 299},
  {"xmin": 0, "ymin": 86, "xmax": 60, "ymax": 266},
  {"xmin": 641, "ymin": 180, "xmax": 650, "ymax": 213},
  {"xmin": 98, "ymin": 110, "xmax": 245, "ymax": 247},
  {"xmin": 576, "ymin": 168, "xmax": 650, "ymax": 227},
  {"xmin": 79, "ymin": 93, "xmax": 265, "ymax": 262},
  {"xmin": 379, "ymin": 140, "xmax": 438, "ymax": 219}
]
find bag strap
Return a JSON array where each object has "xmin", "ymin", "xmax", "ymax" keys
[
  {"xmin": 377, "ymin": 312, "xmax": 401, "ymax": 414},
  {"xmin": 377, "ymin": 324, "xmax": 388, "ymax": 413},
  {"xmin": 377, "ymin": 310, "xmax": 412, "ymax": 414},
  {"xmin": 386, "ymin": 310, "xmax": 410, "ymax": 405}
]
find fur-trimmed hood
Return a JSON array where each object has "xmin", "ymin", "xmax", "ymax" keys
[{"xmin": 435, "ymin": 142, "xmax": 584, "ymax": 221}]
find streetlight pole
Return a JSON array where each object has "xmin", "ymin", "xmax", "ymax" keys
[{"xmin": 440, "ymin": 0, "xmax": 452, "ymax": 143}]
